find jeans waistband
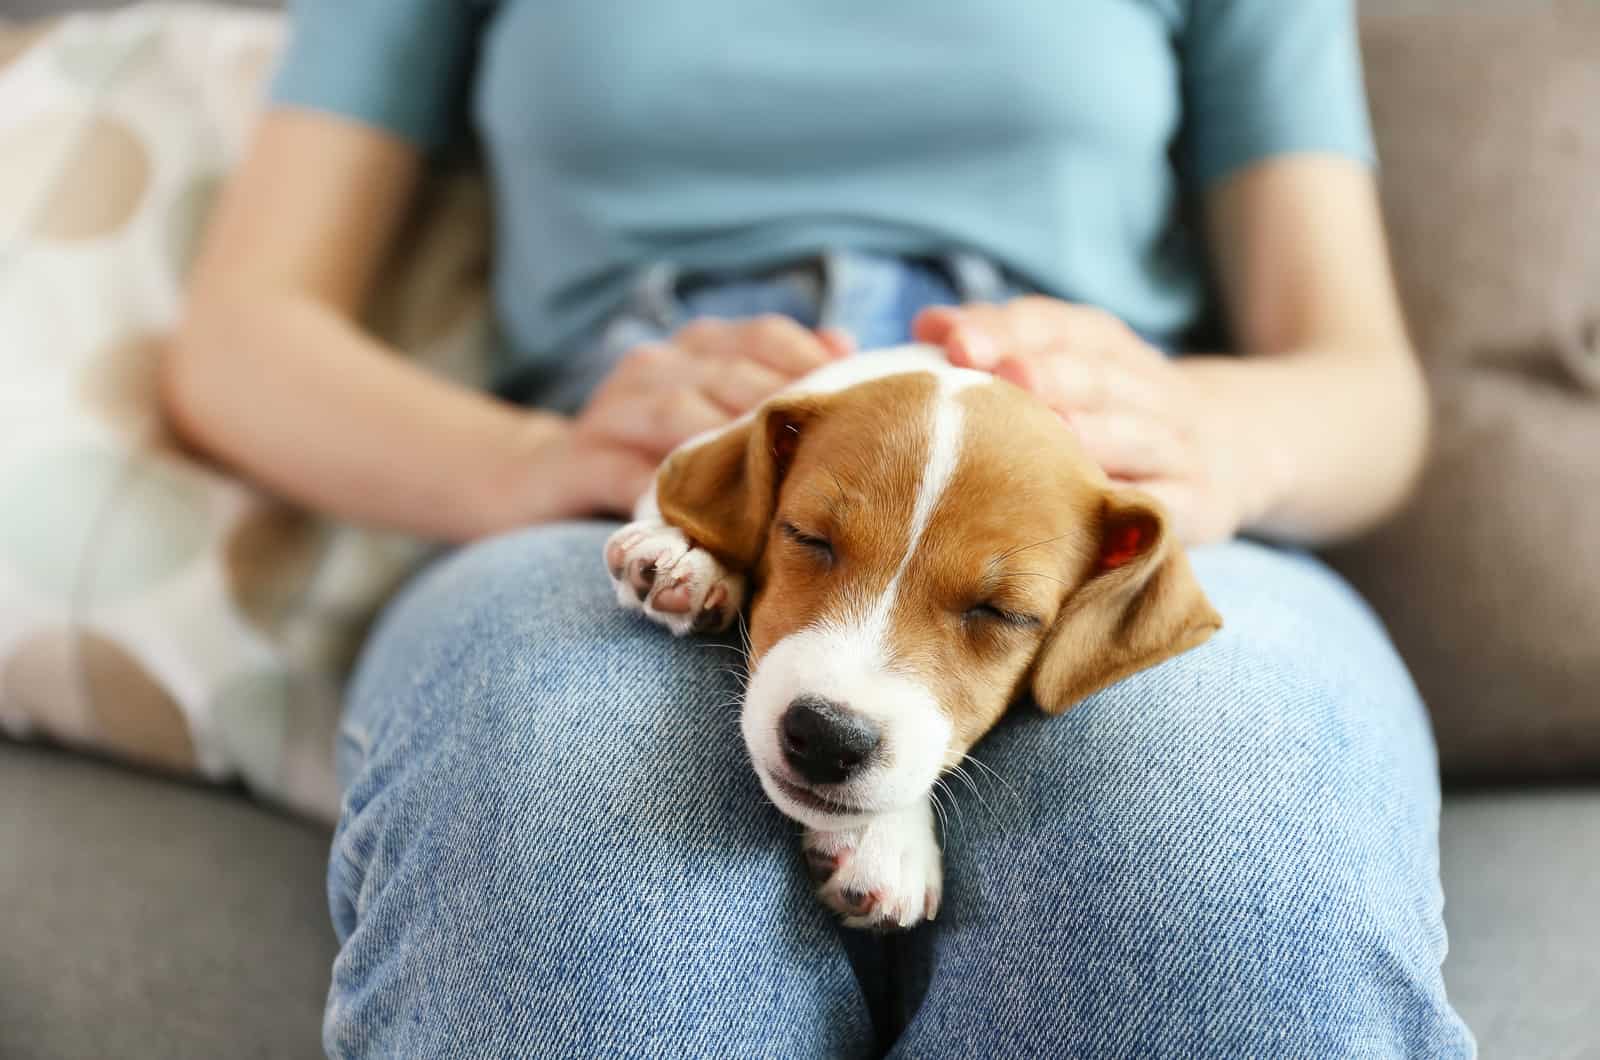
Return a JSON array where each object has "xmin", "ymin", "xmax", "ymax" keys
[{"xmin": 623, "ymin": 249, "xmax": 1018, "ymax": 336}]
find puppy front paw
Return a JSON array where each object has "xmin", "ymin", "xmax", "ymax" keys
[
  {"xmin": 803, "ymin": 801, "xmax": 942, "ymax": 930},
  {"xmin": 604, "ymin": 519, "xmax": 746, "ymax": 636}
]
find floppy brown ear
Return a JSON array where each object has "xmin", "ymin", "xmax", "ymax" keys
[
  {"xmin": 1030, "ymin": 489, "xmax": 1222, "ymax": 714},
  {"xmin": 655, "ymin": 395, "xmax": 825, "ymax": 571}
]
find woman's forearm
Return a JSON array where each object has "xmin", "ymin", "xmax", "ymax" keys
[
  {"xmin": 163, "ymin": 292, "xmax": 570, "ymax": 542},
  {"xmin": 1181, "ymin": 345, "xmax": 1430, "ymax": 547}
]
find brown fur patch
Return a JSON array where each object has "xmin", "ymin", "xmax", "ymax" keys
[{"xmin": 745, "ymin": 374, "xmax": 936, "ymax": 664}]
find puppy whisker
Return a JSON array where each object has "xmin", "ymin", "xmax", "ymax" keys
[
  {"xmin": 946, "ymin": 762, "xmax": 1012, "ymax": 836},
  {"xmin": 932, "ymin": 778, "xmax": 967, "ymax": 843},
  {"xmin": 928, "ymin": 784, "xmax": 952, "ymax": 841},
  {"xmin": 694, "ymin": 642, "xmax": 750, "ymax": 658},
  {"xmin": 962, "ymin": 753, "xmax": 1026, "ymax": 818}
]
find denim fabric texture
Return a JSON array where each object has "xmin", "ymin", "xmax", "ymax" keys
[{"xmin": 326, "ymin": 252, "xmax": 1475, "ymax": 1058}]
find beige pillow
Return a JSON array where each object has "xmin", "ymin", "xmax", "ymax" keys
[
  {"xmin": 0, "ymin": 5, "xmax": 494, "ymax": 820},
  {"xmin": 1329, "ymin": 2, "xmax": 1600, "ymax": 777}
]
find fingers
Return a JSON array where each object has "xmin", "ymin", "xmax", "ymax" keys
[
  {"xmin": 1066, "ymin": 411, "xmax": 1190, "ymax": 480},
  {"xmin": 817, "ymin": 327, "xmax": 857, "ymax": 358},
  {"xmin": 914, "ymin": 303, "xmax": 1011, "ymax": 368},
  {"xmin": 700, "ymin": 357, "xmax": 790, "ymax": 414},
  {"xmin": 741, "ymin": 315, "xmax": 846, "ymax": 376},
  {"xmin": 675, "ymin": 315, "xmax": 845, "ymax": 378},
  {"xmin": 580, "ymin": 377, "xmax": 729, "ymax": 456},
  {"xmin": 911, "ymin": 306, "xmax": 960, "ymax": 347},
  {"xmin": 917, "ymin": 298, "xmax": 1156, "ymax": 370},
  {"xmin": 996, "ymin": 353, "xmax": 1167, "ymax": 418},
  {"xmin": 608, "ymin": 341, "xmax": 690, "ymax": 391},
  {"xmin": 622, "ymin": 339, "xmax": 789, "ymax": 417},
  {"xmin": 914, "ymin": 302, "xmax": 1043, "ymax": 368},
  {"xmin": 580, "ymin": 315, "xmax": 845, "ymax": 460}
]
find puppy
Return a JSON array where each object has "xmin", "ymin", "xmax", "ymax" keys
[{"xmin": 604, "ymin": 346, "xmax": 1220, "ymax": 929}]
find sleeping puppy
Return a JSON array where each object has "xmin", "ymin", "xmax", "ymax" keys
[{"xmin": 604, "ymin": 346, "xmax": 1220, "ymax": 929}]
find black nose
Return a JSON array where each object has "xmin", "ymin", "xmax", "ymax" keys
[{"xmin": 780, "ymin": 696, "xmax": 881, "ymax": 785}]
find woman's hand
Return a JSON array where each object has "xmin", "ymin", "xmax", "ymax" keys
[
  {"xmin": 575, "ymin": 314, "xmax": 852, "ymax": 461},
  {"xmin": 524, "ymin": 315, "xmax": 851, "ymax": 522},
  {"xmin": 914, "ymin": 297, "xmax": 1259, "ymax": 545}
]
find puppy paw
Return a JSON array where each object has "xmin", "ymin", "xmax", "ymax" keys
[
  {"xmin": 803, "ymin": 800, "xmax": 942, "ymax": 930},
  {"xmin": 603, "ymin": 519, "xmax": 746, "ymax": 636}
]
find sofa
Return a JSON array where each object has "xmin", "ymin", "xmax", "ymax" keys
[{"xmin": 3, "ymin": 1, "xmax": 1596, "ymax": 1058}]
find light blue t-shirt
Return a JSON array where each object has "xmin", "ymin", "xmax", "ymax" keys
[{"xmin": 273, "ymin": 0, "xmax": 1373, "ymax": 370}]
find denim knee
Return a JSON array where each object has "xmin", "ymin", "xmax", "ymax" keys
[
  {"xmin": 326, "ymin": 523, "xmax": 872, "ymax": 1059},
  {"xmin": 896, "ymin": 542, "xmax": 1472, "ymax": 1058}
]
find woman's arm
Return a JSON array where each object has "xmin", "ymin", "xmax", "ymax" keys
[
  {"xmin": 1190, "ymin": 154, "xmax": 1427, "ymax": 544},
  {"xmin": 163, "ymin": 109, "xmax": 844, "ymax": 541},
  {"xmin": 161, "ymin": 110, "xmax": 641, "ymax": 542}
]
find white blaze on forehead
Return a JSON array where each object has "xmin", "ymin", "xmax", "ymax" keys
[{"xmin": 863, "ymin": 369, "xmax": 984, "ymax": 643}]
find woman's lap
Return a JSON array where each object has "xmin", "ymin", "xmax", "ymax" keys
[{"xmin": 328, "ymin": 522, "xmax": 1471, "ymax": 1058}]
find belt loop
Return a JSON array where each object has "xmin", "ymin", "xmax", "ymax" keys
[
  {"xmin": 942, "ymin": 251, "xmax": 1010, "ymax": 304},
  {"xmin": 629, "ymin": 261, "xmax": 683, "ymax": 332},
  {"xmin": 816, "ymin": 249, "xmax": 851, "ymax": 332}
]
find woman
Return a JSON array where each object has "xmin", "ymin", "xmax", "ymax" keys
[{"xmin": 162, "ymin": 0, "xmax": 1474, "ymax": 1056}]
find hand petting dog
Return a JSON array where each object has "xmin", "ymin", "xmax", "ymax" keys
[{"xmin": 916, "ymin": 298, "xmax": 1256, "ymax": 546}]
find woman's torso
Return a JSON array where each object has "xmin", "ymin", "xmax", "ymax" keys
[{"xmin": 472, "ymin": 0, "xmax": 1201, "ymax": 366}]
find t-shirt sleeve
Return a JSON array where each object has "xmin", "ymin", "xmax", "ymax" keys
[
  {"xmin": 1180, "ymin": 0, "xmax": 1376, "ymax": 190},
  {"xmin": 269, "ymin": 0, "xmax": 481, "ymax": 151}
]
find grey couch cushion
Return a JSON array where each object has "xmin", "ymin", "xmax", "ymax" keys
[
  {"xmin": 1440, "ymin": 788, "xmax": 1600, "ymax": 1059},
  {"xmin": 0, "ymin": 744, "xmax": 335, "ymax": 1060}
]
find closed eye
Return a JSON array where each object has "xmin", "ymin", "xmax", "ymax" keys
[
  {"xmin": 962, "ymin": 603, "xmax": 1041, "ymax": 630},
  {"xmin": 780, "ymin": 521, "xmax": 835, "ymax": 564}
]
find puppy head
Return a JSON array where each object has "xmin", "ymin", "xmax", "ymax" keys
[{"xmin": 658, "ymin": 370, "xmax": 1221, "ymax": 829}]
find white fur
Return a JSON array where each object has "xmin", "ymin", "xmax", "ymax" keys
[
  {"xmin": 783, "ymin": 343, "xmax": 988, "ymax": 398},
  {"xmin": 804, "ymin": 799, "xmax": 942, "ymax": 928},
  {"xmin": 605, "ymin": 520, "xmax": 746, "ymax": 636},
  {"xmin": 741, "ymin": 621, "xmax": 952, "ymax": 829}
]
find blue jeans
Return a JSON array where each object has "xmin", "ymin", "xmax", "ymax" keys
[{"xmin": 327, "ymin": 253, "xmax": 1475, "ymax": 1058}]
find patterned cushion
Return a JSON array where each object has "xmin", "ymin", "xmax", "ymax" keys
[{"xmin": 0, "ymin": 3, "xmax": 493, "ymax": 820}]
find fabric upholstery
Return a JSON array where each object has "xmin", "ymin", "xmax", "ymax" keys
[
  {"xmin": 1438, "ymin": 787, "xmax": 1600, "ymax": 1057},
  {"xmin": 0, "ymin": 743, "xmax": 335, "ymax": 1059},
  {"xmin": 1329, "ymin": 1, "xmax": 1600, "ymax": 777},
  {"xmin": 0, "ymin": 7, "xmax": 488, "ymax": 820}
]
